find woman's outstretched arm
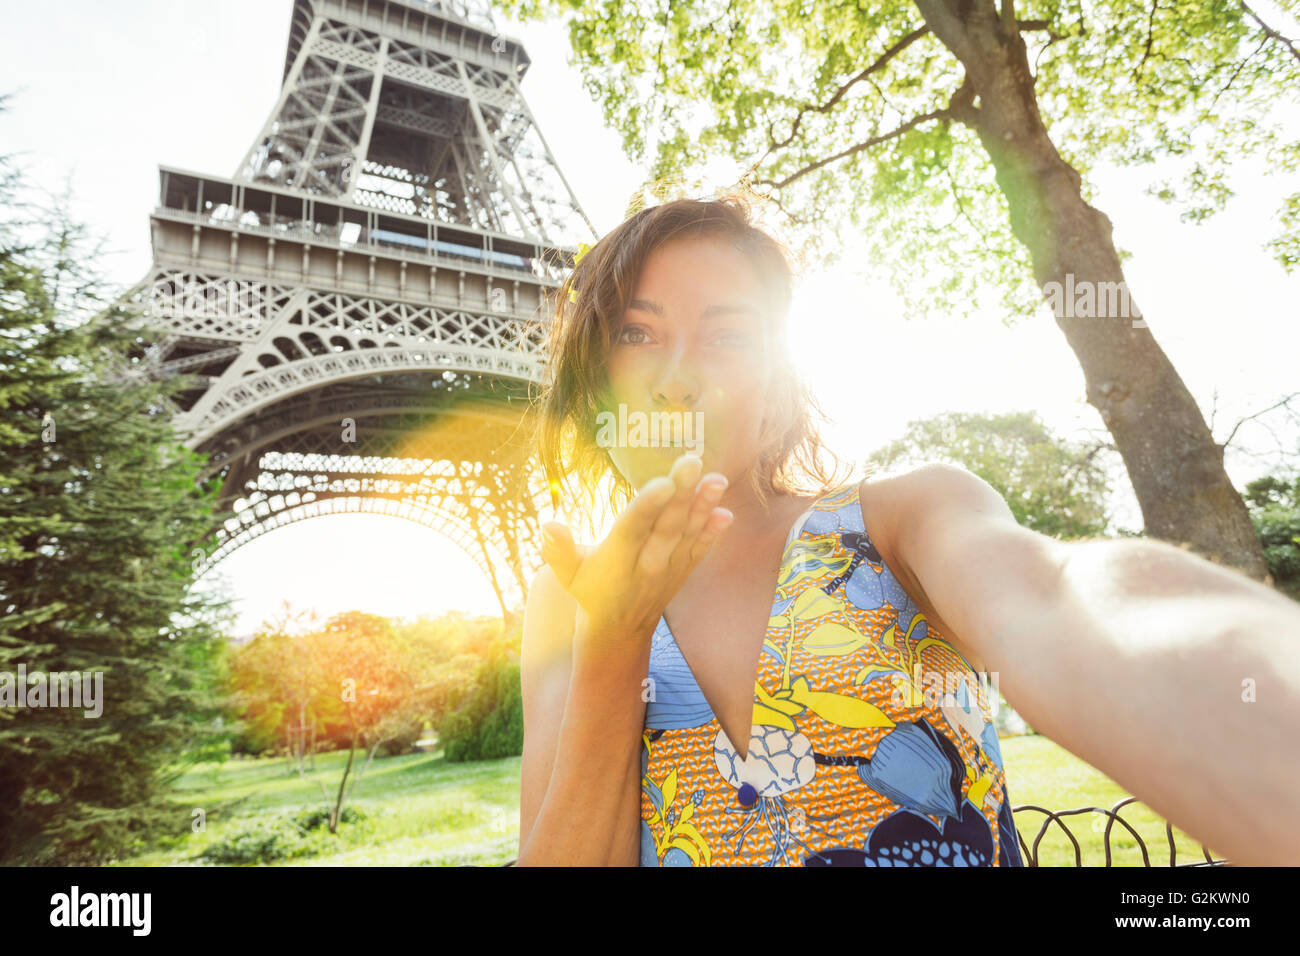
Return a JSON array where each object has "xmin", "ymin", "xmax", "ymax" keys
[{"xmin": 887, "ymin": 462, "xmax": 1300, "ymax": 867}]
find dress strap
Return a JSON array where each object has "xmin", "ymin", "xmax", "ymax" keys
[{"xmin": 783, "ymin": 480, "xmax": 863, "ymax": 551}]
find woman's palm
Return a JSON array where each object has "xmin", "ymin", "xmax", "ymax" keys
[{"xmin": 542, "ymin": 455, "xmax": 732, "ymax": 635}]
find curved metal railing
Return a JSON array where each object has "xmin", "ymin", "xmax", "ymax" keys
[{"xmin": 1010, "ymin": 796, "xmax": 1228, "ymax": 867}]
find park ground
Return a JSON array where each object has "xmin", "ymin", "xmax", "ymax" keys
[{"xmin": 114, "ymin": 735, "xmax": 1220, "ymax": 867}]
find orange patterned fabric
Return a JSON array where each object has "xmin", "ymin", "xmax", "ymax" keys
[{"xmin": 638, "ymin": 482, "xmax": 1024, "ymax": 867}]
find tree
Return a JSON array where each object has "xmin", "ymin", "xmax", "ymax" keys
[
  {"xmin": 496, "ymin": 0, "xmax": 1300, "ymax": 577},
  {"xmin": 866, "ymin": 410, "xmax": 1116, "ymax": 538},
  {"xmin": 437, "ymin": 619, "xmax": 525, "ymax": 762},
  {"xmin": 1242, "ymin": 469, "xmax": 1300, "ymax": 600},
  {"xmin": 229, "ymin": 609, "xmax": 438, "ymax": 832},
  {"xmin": 224, "ymin": 603, "xmax": 324, "ymax": 767},
  {"xmin": 392, "ymin": 609, "xmax": 522, "ymax": 727},
  {"xmin": 0, "ymin": 99, "xmax": 231, "ymax": 864}
]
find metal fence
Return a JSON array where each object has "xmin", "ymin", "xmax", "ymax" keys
[{"xmin": 1011, "ymin": 796, "xmax": 1229, "ymax": 866}]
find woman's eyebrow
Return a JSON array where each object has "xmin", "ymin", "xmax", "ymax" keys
[{"xmin": 627, "ymin": 298, "xmax": 763, "ymax": 320}]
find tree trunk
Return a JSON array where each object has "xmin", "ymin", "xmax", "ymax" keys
[
  {"xmin": 332, "ymin": 732, "xmax": 357, "ymax": 835},
  {"xmin": 913, "ymin": 0, "xmax": 1268, "ymax": 578}
]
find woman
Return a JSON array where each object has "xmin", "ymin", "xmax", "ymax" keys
[{"xmin": 516, "ymin": 192, "xmax": 1300, "ymax": 867}]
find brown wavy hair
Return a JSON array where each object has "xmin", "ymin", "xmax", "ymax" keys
[{"xmin": 531, "ymin": 185, "xmax": 852, "ymax": 532}]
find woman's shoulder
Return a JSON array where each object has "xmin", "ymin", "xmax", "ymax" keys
[
  {"xmin": 854, "ymin": 463, "xmax": 994, "ymax": 672},
  {"xmin": 854, "ymin": 461, "xmax": 980, "ymax": 524}
]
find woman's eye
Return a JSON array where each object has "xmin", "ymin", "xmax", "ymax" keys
[
  {"xmin": 617, "ymin": 326, "xmax": 650, "ymax": 345},
  {"xmin": 712, "ymin": 330, "xmax": 749, "ymax": 347}
]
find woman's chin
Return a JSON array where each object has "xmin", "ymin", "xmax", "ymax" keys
[
  {"xmin": 631, "ymin": 445, "xmax": 709, "ymax": 482},
  {"xmin": 650, "ymin": 443, "xmax": 703, "ymax": 460}
]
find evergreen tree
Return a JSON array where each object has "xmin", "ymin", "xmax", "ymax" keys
[{"xmin": 0, "ymin": 102, "xmax": 232, "ymax": 864}]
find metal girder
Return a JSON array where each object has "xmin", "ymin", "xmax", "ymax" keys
[
  {"xmin": 120, "ymin": 0, "xmax": 592, "ymax": 617},
  {"xmin": 203, "ymin": 403, "xmax": 548, "ymax": 611},
  {"xmin": 238, "ymin": 0, "xmax": 593, "ymax": 244}
]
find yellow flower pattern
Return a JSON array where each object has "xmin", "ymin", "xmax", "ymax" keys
[{"xmin": 638, "ymin": 482, "xmax": 1024, "ymax": 867}]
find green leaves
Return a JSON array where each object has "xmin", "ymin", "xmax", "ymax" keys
[
  {"xmin": 0, "ymin": 123, "xmax": 231, "ymax": 864},
  {"xmin": 496, "ymin": 0, "xmax": 1300, "ymax": 312},
  {"xmin": 865, "ymin": 409, "xmax": 1117, "ymax": 540},
  {"xmin": 1243, "ymin": 470, "xmax": 1300, "ymax": 602}
]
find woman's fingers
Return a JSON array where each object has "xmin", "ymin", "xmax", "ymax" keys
[
  {"xmin": 571, "ymin": 454, "xmax": 728, "ymax": 612},
  {"xmin": 541, "ymin": 521, "xmax": 581, "ymax": 588},
  {"xmin": 669, "ymin": 473, "xmax": 729, "ymax": 571},
  {"xmin": 637, "ymin": 455, "xmax": 704, "ymax": 574},
  {"xmin": 680, "ymin": 472, "xmax": 728, "ymax": 542},
  {"xmin": 609, "ymin": 475, "xmax": 677, "ymax": 550},
  {"xmin": 551, "ymin": 456, "xmax": 733, "ymax": 628},
  {"xmin": 688, "ymin": 507, "xmax": 734, "ymax": 564}
]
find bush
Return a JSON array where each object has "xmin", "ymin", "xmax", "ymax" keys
[
  {"xmin": 228, "ymin": 721, "xmax": 277, "ymax": 758},
  {"xmin": 438, "ymin": 651, "xmax": 523, "ymax": 762},
  {"xmin": 377, "ymin": 716, "xmax": 425, "ymax": 756},
  {"xmin": 292, "ymin": 805, "xmax": 366, "ymax": 832},
  {"xmin": 193, "ymin": 817, "xmax": 314, "ymax": 865},
  {"xmin": 192, "ymin": 806, "xmax": 369, "ymax": 865}
]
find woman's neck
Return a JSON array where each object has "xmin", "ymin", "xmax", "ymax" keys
[
  {"xmin": 715, "ymin": 471, "xmax": 817, "ymax": 542},
  {"xmin": 677, "ymin": 474, "xmax": 817, "ymax": 594}
]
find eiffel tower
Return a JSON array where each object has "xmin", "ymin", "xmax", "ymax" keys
[{"xmin": 119, "ymin": 0, "xmax": 595, "ymax": 617}]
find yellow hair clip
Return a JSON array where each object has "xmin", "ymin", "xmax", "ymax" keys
[{"xmin": 569, "ymin": 241, "xmax": 593, "ymax": 303}]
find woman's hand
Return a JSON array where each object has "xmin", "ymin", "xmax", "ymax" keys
[{"xmin": 540, "ymin": 454, "xmax": 732, "ymax": 643}]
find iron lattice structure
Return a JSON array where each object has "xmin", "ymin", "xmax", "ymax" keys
[{"xmin": 118, "ymin": 0, "xmax": 596, "ymax": 615}]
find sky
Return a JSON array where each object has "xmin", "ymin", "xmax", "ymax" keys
[{"xmin": 3, "ymin": 0, "xmax": 1298, "ymax": 634}]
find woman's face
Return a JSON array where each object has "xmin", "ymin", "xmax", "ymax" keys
[{"xmin": 601, "ymin": 235, "xmax": 776, "ymax": 491}]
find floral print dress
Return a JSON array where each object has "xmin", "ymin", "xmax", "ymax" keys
[{"xmin": 638, "ymin": 481, "xmax": 1025, "ymax": 867}]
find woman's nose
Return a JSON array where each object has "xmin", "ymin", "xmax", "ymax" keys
[{"xmin": 651, "ymin": 350, "xmax": 700, "ymax": 408}]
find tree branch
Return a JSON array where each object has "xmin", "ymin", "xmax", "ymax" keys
[
  {"xmin": 754, "ymin": 105, "xmax": 950, "ymax": 191},
  {"xmin": 647, "ymin": 0, "xmax": 673, "ymax": 140},
  {"xmin": 943, "ymin": 152, "xmax": 997, "ymax": 254},
  {"xmin": 1239, "ymin": 0, "xmax": 1300, "ymax": 66},
  {"xmin": 1133, "ymin": 0, "xmax": 1161, "ymax": 85},
  {"xmin": 741, "ymin": 180, "xmax": 806, "ymax": 229},
  {"xmin": 754, "ymin": 74, "xmax": 976, "ymax": 194},
  {"xmin": 1217, "ymin": 391, "xmax": 1300, "ymax": 453},
  {"xmin": 1206, "ymin": 36, "xmax": 1270, "ymax": 117},
  {"xmin": 762, "ymin": 25, "xmax": 932, "ymax": 161}
]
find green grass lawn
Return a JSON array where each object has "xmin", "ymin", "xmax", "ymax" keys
[
  {"xmin": 115, "ymin": 747, "xmax": 523, "ymax": 867},
  {"xmin": 114, "ymin": 734, "xmax": 1223, "ymax": 866}
]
